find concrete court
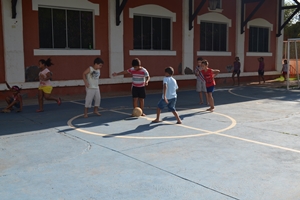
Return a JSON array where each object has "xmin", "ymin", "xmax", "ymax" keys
[{"xmin": 1, "ymin": 84, "xmax": 300, "ymax": 200}]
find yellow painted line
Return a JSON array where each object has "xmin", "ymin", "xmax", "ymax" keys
[
  {"xmin": 215, "ymin": 132, "xmax": 300, "ymax": 154},
  {"xmin": 67, "ymin": 107, "xmax": 300, "ymax": 154},
  {"xmin": 228, "ymin": 88, "xmax": 259, "ymax": 100},
  {"xmin": 67, "ymin": 108, "xmax": 236, "ymax": 139}
]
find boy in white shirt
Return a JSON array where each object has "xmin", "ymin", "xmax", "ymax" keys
[
  {"xmin": 82, "ymin": 57, "xmax": 103, "ymax": 118},
  {"xmin": 152, "ymin": 66, "xmax": 182, "ymax": 124}
]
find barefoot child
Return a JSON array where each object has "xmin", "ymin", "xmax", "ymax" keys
[
  {"xmin": 2, "ymin": 81, "xmax": 23, "ymax": 113},
  {"xmin": 201, "ymin": 60, "xmax": 220, "ymax": 112},
  {"xmin": 152, "ymin": 66, "xmax": 182, "ymax": 124},
  {"xmin": 83, "ymin": 57, "xmax": 103, "ymax": 118},
  {"xmin": 37, "ymin": 58, "xmax": 61, "ymax": 112},
  {"xmin": 112, "ymin": 58, "xmax": 150, "ymax": 116},
  {"xmin": 195, "ymin": 57, "xmax": 208, "ymax": 105}
]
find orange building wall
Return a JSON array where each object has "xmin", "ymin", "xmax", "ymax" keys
[
  {"xmin": 244, "ymin": 1, "xmax": 278, "ymax": 72},
  {"xmin": 0, "ymin": 2, "xmax": 5, "ymax": 83},
  {"xmin": 123, "ymin": 0, "xmax": 183, "ymax": 77},
  {"xmin": 22, "ymin": 0, "xmax": 110, "ymax": 81}
]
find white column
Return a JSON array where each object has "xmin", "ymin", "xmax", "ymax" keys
[
  {"xmin": 236, "ymin": 0, "xmax": 245, "ymax": 72},
  {"xmin": 2, "ymin": 0, "xmax": 25, "ymax": 83},
  {"xmin": 108, "ymin": 0, "xmax": 124, "ymax": 77},
  {"xmin": 182, "ymin": 0, "xmax": 194, "ymax": 75},
  {"xmin": 276, "ymin": 0, "xmax": 284, "ymax": 72}
]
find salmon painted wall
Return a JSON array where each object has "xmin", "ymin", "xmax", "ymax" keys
[
  {"xmin": 244, "ymin": 0, "xmax": 277, "ymax": 72},
  {"xmin": 0, "ymin": 2, "xmax": 5, "ymax": 83},
  {"xmin": 194, "ymin": 0, "xmax": 237, "ymax": 73},
  {"xmin": 123, "ymin": 0, "xmax": 183, "ymax": 77},
  {"xmin": 22, "ymin": 0, "xmax": 110, "ymax": 81}
]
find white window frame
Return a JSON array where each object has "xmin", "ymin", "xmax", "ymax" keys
[
  {"xmin": 129, "ymin": 4, "xmax": 176, "ymax": 56},
  {"xmin": 32, "ymin": 0, "xmax": 100, "ymax": 56},
  {"xmin": 197, "ymin": 12, "xmax": 232, "ymax": 56},
  {"xmin": 246, "ymin": 18, "xmax": 273, "ymax": 57}
]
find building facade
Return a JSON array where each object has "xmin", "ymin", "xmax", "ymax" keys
[{"xmin": 0, "ymin": 0, "xmax": 283, "ymax": 97}]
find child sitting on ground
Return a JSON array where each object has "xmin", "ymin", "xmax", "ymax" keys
[{"xmin": 2, "ymin": 81, "xmax": 23, "ymax": 113}]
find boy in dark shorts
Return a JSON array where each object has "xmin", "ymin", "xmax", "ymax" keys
[{"xmin": 112, "ymin": 58, "xmax": 150, "ymax": 116}]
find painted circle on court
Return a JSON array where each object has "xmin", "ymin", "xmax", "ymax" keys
[{"xmin": 67, "ymin": 108, "xmax": 236, "ymax": 139}]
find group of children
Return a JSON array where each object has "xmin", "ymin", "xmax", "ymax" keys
[
  {"xmin": 1, "ymin": 56, "xmax": 223, "ymax": 124},
  {"xmin": 2, "ymin": 58, "xmax": 61, "ymax": 113}
]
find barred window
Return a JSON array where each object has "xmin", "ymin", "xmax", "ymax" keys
[
  {"xmin": 249, "ymin": 26, "xmax": 269, "ymax": 52},
  {"xmin": 133, "ymin": 15, "xmax": 171, "ymax": 50},
  {"xmin": 200, "ymin": 22, "xmax": 227, "ymax": 51},
  {"xmin": 38, "ymin": 7, "xmax": 93, "ymax": 49}
]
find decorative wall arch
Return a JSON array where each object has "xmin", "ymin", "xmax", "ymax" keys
[
  {"xmin": 197, "ymin": 12, "xmax": 231, "ymax": 27},
  {"xmin": 32, "ymin": 0, "xmax": 99, "ymax": 15},
  {"xmin": 129, "ymin": 4, "xmax": 176, "ymax": 22},
  {"xmin": 247, "ymin": 18, "xmax": 273, "ymax": 31}
]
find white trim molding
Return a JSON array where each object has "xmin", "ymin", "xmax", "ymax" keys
[
  {"xmin": 32, "ymin": 0, "xmax": 100, "ymax": 15},
  {"xmin": 247, "ymin": 18, "xmax": 273, "ymax": 31},
  {"xmin": 197, "ymin": 12, "xmax": 232, "ymax": 27},
  {"xmin": 129, "ymin": 50, "xmax": 176, "ymax": 56},
  {"xmin": 34, "ymin": 49, "xmax": 101, "ymax": 56},
  {"xmin": 197, "ymin": 51, "xmax": 232, "ymax": 56},
  {"xmin": 246, "ymin": 52, "xmax": 273, "ymax": 57},
  {"xmin": 129, "ymin": 4, "xmax": 176, "ymax": 22}
]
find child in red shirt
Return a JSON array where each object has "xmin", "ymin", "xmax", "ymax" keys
[{"xmin": 201, "ymin": 60, "xmax": 220, "ymax": 112}]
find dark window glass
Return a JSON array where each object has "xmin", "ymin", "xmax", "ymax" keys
[
  {"xmin": 142, "ymin": 16, "xmax": 151, "ymax": 50},
  {"xmin": 38, "ymin": 8, "xmax": 53, "ymax": 48},
  {"xmin": 67, "ymin": 10, "xmax": 80, "ymax": 48},
  {"xmin": 162, "ymin": 18, "xmax": 171, "ymax": 50},
  {"xmin": 38, "ymin": 7, "xmax": 93, "ymax": 49},
  {"xmin": 249, "ymin": 26, "xmax": 269, "ymax": 52},
  {"xmin": 133, "ymin": 15, "xmax": 171, "ymax": 50},
  {"xmin": 81, "ymin": 11, "xmax": 93, "ymax": 49},
  {"xmin": 216, "ymin": 0, "xmax": 221, "ymax": 8},
  {"xmin": 200, "ymin": 22, "xmax": 226, "ymax": 51},
  {"xmin": 53, "ymin": 9, "xmax": 66, "ymax": 48},
  {"xmin": 133, "ymin": 16, "xmax": 142, "ymax": 49}
]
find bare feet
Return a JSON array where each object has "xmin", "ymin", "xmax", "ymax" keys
[
  {"xmin": 36, "ymin": 109, "xmax": 44, "ymax": 113},
  {"xmin": 141, "ymin": 113, "xmax": 146, "ymax": 116},
  {"xmin": 83, "ymin": 114, "xmax": 88, "ymax": 118},
  {"xmin": 176, "ymin": 121, "xmax": 182, "ymax": 124},
  {"xmin": 94, "ymin": 111, "xmax": 101, "ymax": 116},
  {"xmin": 152, "ymin": 119, "xmax": 161, "ymax": 123},
  {"xmin": 199, "ymin": 102, "xmax": 203, "ymax": 105},
  {"xmin": 206, "ymin": 107, "xmax": 214, "ymax": 112}
]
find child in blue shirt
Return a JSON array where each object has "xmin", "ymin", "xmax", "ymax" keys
[{"xmin": 152, "ymin": 66, "xmax": 182, "ymax": 124}]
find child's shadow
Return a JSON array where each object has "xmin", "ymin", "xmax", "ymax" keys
[
  {"xmin": 102, "ymin": 122, "xmax": 170, "ymax": 138},
  {"xmin": 163, "ymin": 110, "xmax": 207, "ymax": 121}
]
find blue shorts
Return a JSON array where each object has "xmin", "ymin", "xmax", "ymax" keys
[
  {"xmin": 157, "ymin": 98, "xmax": 177, "ymax": 112},
  {"xmin": 206, "ymin": 86, "xmax": 214, "ymax": 93}
]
